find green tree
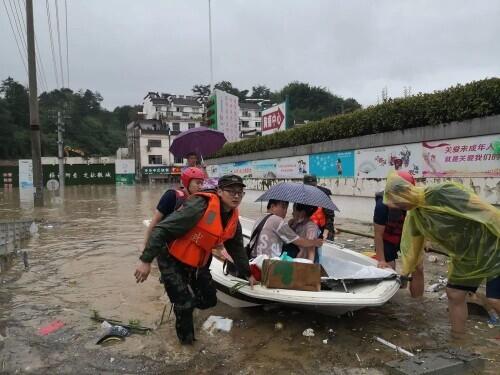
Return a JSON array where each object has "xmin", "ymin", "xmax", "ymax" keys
[
  {"xmin": 272, "ymin": 81, "xmax": 361, "ymax": 124},
  {"xmin": 250, "ymin": 85, "xmax": 271, "ymax": 100},
  {"xmin": 192, "ymin": 84, "xmax": 211, "ymax": 97},
  {"xmin": 214, "ymin": 81, "xmax": 248, "ymax": 101}
]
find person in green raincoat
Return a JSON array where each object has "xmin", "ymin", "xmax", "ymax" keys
[{"xmin": 384, "ymin": 172, "xmax": 500, "ymax": 337}]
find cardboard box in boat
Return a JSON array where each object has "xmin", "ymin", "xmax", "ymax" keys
[{"xmin": 261, "ymin": 259, "xmax": 327, "ymax": 292}]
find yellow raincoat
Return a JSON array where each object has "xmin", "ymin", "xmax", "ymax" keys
[{"xmin": 384, "ymin": 172, "xmax": 500, "ymax": 286}]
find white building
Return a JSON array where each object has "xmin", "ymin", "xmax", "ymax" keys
[
  {"xmin": 143, "ymin": 92, "xmax": 204, "ymax": 132},
  {"xmin": 239, "ymin": 102, "xmax": 262, "ymax": 138},
  {"xmin": 128, "ymin": 92, "xmax": 269, "ymax": 180},
  {"xmin": 126, "ymin": 119, "xmax": 185, "ymax": 182}
]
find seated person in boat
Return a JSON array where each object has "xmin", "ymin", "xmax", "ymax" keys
[
  {"xmin": 287, "ymin": 203, "xmax": 321, "ymax": 262},
  {"xmin": 249, "ymin": 200, "xmax": 323, "ymax": 259}
]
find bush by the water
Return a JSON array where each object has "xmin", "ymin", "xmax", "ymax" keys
[{"xmin": 213, "ymin": 78, "xmax": 500, "ymax": 158}]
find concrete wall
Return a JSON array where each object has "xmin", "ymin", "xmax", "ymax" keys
[
  {"xmin": 208, "ymin": 115, "xmax": 500, "ymax": 205},
  {"xmin": 209, "ymin": 115, "xmax": 500, "ymax": 164}
]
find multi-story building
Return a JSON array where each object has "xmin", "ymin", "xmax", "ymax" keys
[
  {"xmin": 126, "ymin": 119, "xmax": 184, "ymax": 182},
  {"xmin": 128, "ymin": 92, "xmax": 269, "ymax": 181},
  {"xmin": 239, "ymin": 102, "xmax": 262, "ymax": 139}
]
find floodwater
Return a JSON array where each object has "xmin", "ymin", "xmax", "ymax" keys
[{"xmin": 0, "ymin": 185, "xmax": 499, "ymax": 374}]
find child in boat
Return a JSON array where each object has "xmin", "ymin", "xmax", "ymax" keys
[{"xmin": 287, "ymin": 203, "xmax": 321, "ymax": 262}]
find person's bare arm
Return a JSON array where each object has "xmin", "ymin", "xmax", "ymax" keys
[
  {"xmin": 143, "ymin": 210, "xmax": 164, "ymax": 250},
  {"xmin": 297, "ymin": 246, "xmax": 315, "ymax": 261},
  {"xmin": 374, "ymin": 223, "xmax": 391, "ymax": 268},
  {"xmin": 293, "ymin": 237, "xmax": 323, "ymax": 248}
]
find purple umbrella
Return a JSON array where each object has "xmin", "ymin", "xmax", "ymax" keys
[{"xmin": 169, "ymin": 127, "xmax": 227, "ymax": 159}]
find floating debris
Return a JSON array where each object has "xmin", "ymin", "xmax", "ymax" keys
[
  {"xmin": 38, "ymin": 320, "xmax": 65, "ymax": 336},
  {"xmin": 202, "ymin": 315, "xmax": 233, "ymax": 334},
  {"xmin": 302, "ymin": 328, "xmax": 315, "ymax": 337}
]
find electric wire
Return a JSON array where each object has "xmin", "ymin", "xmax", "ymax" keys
[
  {"xmin": 54, "ymin": 0, "xmax": 65, "ymax": 88},
  {"xmin": 2, "ymin": 0, "xmax": 28, "ymax": 76},
  {"xmin": 14, "ymin": 0, "xmax": 49, "ymax": 92},
  {"xmin": 64, "ymin": 0, "xmax": 69, "ymax": 87},
  {"xmin": 45, "ymin": 0, "xmax": 60, "ymax": 88}
]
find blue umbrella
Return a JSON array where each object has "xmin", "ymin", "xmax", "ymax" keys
[{"xmin": 255, "ymin": 182, "xmax": 339, "ymax": 211}]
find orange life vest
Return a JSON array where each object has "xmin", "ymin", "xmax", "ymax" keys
[
  {"xmin": 311, "ymin": 207, "xmax": 326, "ymax": 228},
  {"xmin": 168, "ymin": 192, "xmax": 239, "ymax": 268}
]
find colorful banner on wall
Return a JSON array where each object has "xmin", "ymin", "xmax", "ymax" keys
[
  {"xmin": 422, "ymin": 134, "xmax": 500, "ymax": 177},
  {"xmin": 276, "ymin": 156, "xmax": 310, "ymax": 178},
  {"xmin": 18, "ymin": 159, "xmax": 33, "ymax": 189},
  {"xmin": 232, "ymin": 161, "xmax": 253, "ymax": 178},
  {"xmin": 355, "ymin": 143, "xmax": 423, "ymax": 178},
  {"xmin": 310, "ymin": 150, "xmax": 355, "ymax": 178},
  {"xmin": 252, "ymin": 159, "xmax": 277, "ymax": 179}
]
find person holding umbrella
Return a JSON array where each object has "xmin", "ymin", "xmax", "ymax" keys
[
  {"xmin": 170, "ymin": 127, "xmax": 227, "ymax": 189},
  {"xmin": 135, "ymin": 174, "xmax": 253, "ymax": 345}
]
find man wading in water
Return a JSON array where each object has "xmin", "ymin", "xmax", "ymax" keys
[{"xmin": 135, "ymin": 175, "xmax": 254, "ymax": 344}]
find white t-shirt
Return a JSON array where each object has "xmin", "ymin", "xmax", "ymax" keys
[{"xmin": 250, "ymin": 214, "xmax": 299, "ymax": 258}]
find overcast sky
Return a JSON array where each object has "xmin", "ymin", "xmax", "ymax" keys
[{"xmin": 1, "ymin": 0, "xmax": 499, "ymax": 109}]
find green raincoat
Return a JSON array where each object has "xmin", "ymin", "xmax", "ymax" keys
[{"xmin": 384, "ymin": 172, "xmax": 500, "ymax": 286}]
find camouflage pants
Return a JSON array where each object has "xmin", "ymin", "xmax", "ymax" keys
[{"xmin": 156, "ymin": 252, "xmax": 217, "ymax": 344}]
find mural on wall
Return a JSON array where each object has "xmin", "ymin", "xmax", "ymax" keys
[
  {"xmin": 355, "ymin": 143, "xmax": 423, "ymax": 178},
  {"xmin": 253, "ymin": 159, "xmax": 277, "ymax": 179},
  {"xmin": 422, "ymin": 135, "xmax": 500, "ymax": 177},
  {"xmin": 232, "ymin": 161, "xmax": 253, "ymax": 178},
  {"xmin": 276, "ymin": 156, "xmax": 309, "ymax": 178},
  {"xmin": 310, "ymin": 150, "xmax": 355, "ymax": 178}
]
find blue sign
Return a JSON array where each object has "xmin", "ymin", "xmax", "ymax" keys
[{"xmin": 310, "ymin": 150, "xmax": 355, "ymax": 178}]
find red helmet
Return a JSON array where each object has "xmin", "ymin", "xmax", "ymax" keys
[
  {"xmin": 181, "ymin": 167, "xmax": 205, "ymax": 190},
  {"xmin": 397, "ymin": 171, "xmax": 416, "ymax": 185}
]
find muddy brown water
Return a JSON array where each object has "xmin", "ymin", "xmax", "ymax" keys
[{"xmin": 0, "ymin": 185, "xmax": 498, "ymax": 374}]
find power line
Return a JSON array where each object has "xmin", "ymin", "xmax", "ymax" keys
[
  {"xmin": 45, "ymin": 0, "xmax": 59, "ymax": 88},
  {"xmin": 13, "ymin": 0, "xmax": 49, "ymax": 92},
  {"xmin": 2, "ymin": 0, "xmax": 28, "ymax": 76},
  {"xmin": 64, "ymin": 0, "xmax": 69, "ymax": 87},
  {"xmin": 54, "ymin": 0, "xmax": 65, "ymax": 88}
]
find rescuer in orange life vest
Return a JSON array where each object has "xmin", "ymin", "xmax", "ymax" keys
[
  {"xmin": 373, "ymin": 170, "xmax": 424, "ymax": 297},
  {"xmin": 134, "ymin": 174, "xmax": 253, "ymax": 345}
]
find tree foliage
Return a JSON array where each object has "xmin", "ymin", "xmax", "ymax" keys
[
  {"xmin": 271, "ymin": 82, "xmax": 361, "ymax": 124},
  {"xmin": 212, "ymin": 78, "xmax": 500, "ymax": 158},
  {"xmin": 0, "ymin": 77, "xmax": 139, "ymax": 159}
]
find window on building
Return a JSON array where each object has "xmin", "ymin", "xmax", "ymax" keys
[
  {"xmin": 147, "ymin": 139, "xmax": 161, "ymax": 148},
  {"xmin": 255, "ymin": 122, "xmax": 261, "ymax": 128},
  {"xmin": 176, "ymin": 107, "xmax": 181, "ymax": 112},
  {"xmin": 182, "ymin": 112, "xmax": 189, "ymax": 117},
  {"xmin": 257, "ymin": 111, "xmax": 262, "ymax": 117},
  {"xmin": 172, "ymin": 123, "xmax": 180, "ymax": 131},
  {"xmin": 242, "ymin": 110, "xmax": 250, "ymax": 117},
  {"xmin": 241, "ymin": 121, "xmax": 250, "ymax": 128},
  {"xmin": 174, "ymin": 156, "xmax": 183, "ymax": 164},
  {"xmin": 188, "ymin": 123, "xmax": 195, "ymax": 129},
  {"xmin": 149, "ymin": 155, "xmax": 162, "ymax": 165}
]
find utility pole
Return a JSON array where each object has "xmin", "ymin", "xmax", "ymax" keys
[
  {"xmin": 26, "ymin": 0, "xmax": 44, "ymax": 206},
  {"xmin": 208, "ymin": 0, "xmax": 214, "ymax": 92},
  {"xmin": 57, "ymin": 111, "xmax": 65, "ymax": 190}
]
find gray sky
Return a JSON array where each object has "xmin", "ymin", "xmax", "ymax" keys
[{"xmin": 1, "ymin": 0, "xmax": 499, "ymax": 109}]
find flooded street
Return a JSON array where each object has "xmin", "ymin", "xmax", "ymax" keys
[{"xmin": 0, "ymin": 185, "xmax": 499, "ymax": 374}]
